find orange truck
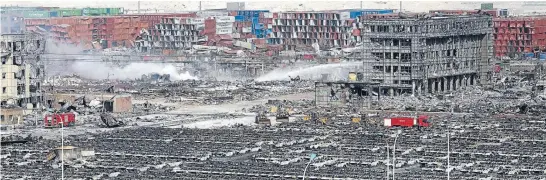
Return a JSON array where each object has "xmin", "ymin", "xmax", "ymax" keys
[{"xmin": 384, "ymin": 115, "xmax": 430, "ymax": 127}]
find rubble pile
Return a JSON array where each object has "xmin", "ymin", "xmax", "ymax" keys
[
  {"xmin": 132, "ymin": 103, "xmax": 175, "ymax": 115},
  {"xmin": 5, "ymin": 61, "xmax": 546, "ymax": 179},
  {"xmin": 49, "ymin": 75, "xmax": 314, "ymax": 106},
  {"xmin": 246, "ymin": 84, "xmax": 546, "ymax": 116}
]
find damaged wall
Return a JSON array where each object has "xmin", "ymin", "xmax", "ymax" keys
[
  {"xmin": 0, "ymin": 108, "xmax": 24, "ymax": 125},
  {"xmin": 105, "ymin": 95, "xmax": 133, "ymax": 113},
  {"xmin": 0, "ymin": 33, "xmax": 46, "ymax": 107},
  {"xmin": 47, "ymin": 93, "xmax": 133, "ymax": 113}
]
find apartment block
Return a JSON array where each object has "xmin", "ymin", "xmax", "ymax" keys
[{"xmin": 0, "ymin": 33, "xmax": 46, "ymax": 108}]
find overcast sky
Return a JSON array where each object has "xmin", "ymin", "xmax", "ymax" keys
[{"xmin": 0, "ymin": 1, "xmax": 543, "ymax": 14}]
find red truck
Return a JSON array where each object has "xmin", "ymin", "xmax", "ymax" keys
[
  {"xmin": 383, "ymin": 115, "xmax": 430, "ymax": 127},
  {"xmin": 44, "ymin": 113, "xmax": 76, "ymax": 128}
]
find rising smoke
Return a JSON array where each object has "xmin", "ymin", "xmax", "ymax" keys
[{"xmin": 44, "ymin": 40, "xmax": 198, "ymax": 80}]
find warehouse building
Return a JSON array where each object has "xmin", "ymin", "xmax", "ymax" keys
[{"xmin": 348, "ymin": 14, "xmax": 493, "ymax": 96}]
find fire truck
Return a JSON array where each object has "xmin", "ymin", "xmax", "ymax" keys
[
  {"xmin": 44, "ymin": 112, "xmax": 77, "ymax": 128},
  {"xmin": 383, "ymin": 115, "xmax": 430, "ymax": 127}
]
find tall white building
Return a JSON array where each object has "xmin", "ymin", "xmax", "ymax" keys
[{"xmin": 0, "ymin": 33, "xmax": 46, "ymax": 109}]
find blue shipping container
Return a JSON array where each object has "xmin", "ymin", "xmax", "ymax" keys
[
  {"xmin": 235, "ymin": 15, "xmax": 244, "ymax": 21},
  {"xmin": 378, "ymin": 9, "xmax": 394, "ymax": 14},
  {"xmin": 254, "ymin": 23, "xmax": 263, "ymax": 30},
  {"xmin": 350, "ymin": 11, "xmax": 362, "ymax": 19},
  {"xmin": 540, "ymin": 53, "xmax": 546, "ymax": 60},
  {"xmin": 252, "ymin": 17, "xmax": 259, "ymax": 24},
  {"xmin": 49, "ymin": 11, "xmax": 58, "ymax": 17},
  {"xmin": 524, "ymin": 53, "xmax": 535, "ymax": 58}
]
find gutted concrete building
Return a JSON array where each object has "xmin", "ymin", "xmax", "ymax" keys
[
  {"xmin": 0, "ymin": 33, "xmax": 46, "ymax": 108},
  {"xmin": 350, "ymin": 14, "xmax": 493, "ymax": 96}
]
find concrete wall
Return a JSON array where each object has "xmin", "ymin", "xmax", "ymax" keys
[
  {"xmin": 47, "ymin": 93, "xmax": 133, "ymax": 113},
  {"xmin": 113, "ymin": 95, "xmax": 132, "ymax": 113},
  {"xmin": 0, "ymin": 108, "xmax": 24, "ymax": 125},
  {"xmin": 47, "ymin": 93, "xmax": 78, "ymax": 109}
]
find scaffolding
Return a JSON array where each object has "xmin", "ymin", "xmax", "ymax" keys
[{"xmin": 351, "ymin": 14, "xmax": 493, "ymax": 96}]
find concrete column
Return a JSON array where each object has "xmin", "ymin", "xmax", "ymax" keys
[
  {"xmin": 446, "ymin": 77, "xmax": 453, "ymax": 92},
  {"xmin": 416, "ymin": 81, "xmax": 422, "ymax": 96},
  {"xmin": 451, "ymin": 76, "xmax": 458, "ymax": 91},
  {"xmin": 422, "ymin": 79, "xmax": 429, "ymax": 94},
  {"xmin": 437, "ymin": 78, "xmax": 441, "ymax": 94},
  {"xmin": 439, "ymin": 77, "xmax": 447, "ymax": 92},
  {"xmin": 389, "ymin": 88, "xmax": 394, "ymax": 96},
  {"xmin": 412, "ymin": 81, "xmax": 416, "ymax": 97},
  {"xmin": 434, "ymin": 79, "xmax": 439, "ymax": 94},
  {"xmin": 457, "ymin": 75, "xmax": 462, "ymax": 89}
]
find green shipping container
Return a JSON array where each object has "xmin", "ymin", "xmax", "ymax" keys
[
  {"xmin": 58, "ymin": 9, "xmax": 82, "ymax": 17},
  {"xmin": 107, "ymin": 8, "xmax": 123, "ymax": 15},
  {"xmin": 481, "ymin": 3, "xmax": 493, "ymax": 10},
  {"xmin": 83, "ymin": 8, "xmax": 108, "ymax": 15},
  {"xmin": 23, "ymin": 11, "xmax": 50, "ymax": 18}
]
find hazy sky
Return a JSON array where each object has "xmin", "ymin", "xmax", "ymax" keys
[{"xmin": 0, "ymin": 1, "xmax": 544, "ymax": 14}]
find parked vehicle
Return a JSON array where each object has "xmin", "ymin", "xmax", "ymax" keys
[
  {"xmin": 384, "ymin": 115, "xmax": 430, "ymax": 127},
  {"xmin": 44, "ymin": 112, "xmax": 76, "ymax": 128}
]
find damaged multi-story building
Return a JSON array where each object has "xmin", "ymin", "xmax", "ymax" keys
[
  {"xmin": 0, "ymin": 33, "xmax": 46, "ymax": 109},
  {"xmin": 348, "ymin": 14, "xmax": 493, "ymax": 96}
]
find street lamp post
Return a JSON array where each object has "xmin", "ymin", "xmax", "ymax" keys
[
  {"xmin": 392, "ymin": 130, "xmax": 402, "ymax": 180},
  {"xmin": 61, "ymin": 122, "xmax": 64, "ymax": 180},
  {"xmin": 447, "ymin": 101, "xmax": 453, "ymax": 180},
  {"xmin": 386, "ymin": 139, "xmax": 390, "ymax": 180},
  {"xmin": 303, "ymin": 153, "xmax": 317, "ymax": 180}
]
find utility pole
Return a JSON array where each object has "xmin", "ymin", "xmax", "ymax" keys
[
  {"xmin": 199, "ymin": 1, "xmax": 202, "ymax": 11},
  {"xmin": 399, "ymin": 1, "xmax": 402, "ymax": 13},
  {"xmin": 61, "ymin": 123, "xmax": 64, "ymax": 180},
  {"xmin": 447, "ymin": 124, "xmax": 450, "ymax": 180},
  {"xmin": 385, "ymin": 139, "xmax": 390, "ymax": 180}
]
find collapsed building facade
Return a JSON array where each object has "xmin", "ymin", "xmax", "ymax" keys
[
  {"xmin": 350, "ymin": 14, "xmax": 493, "ymax": 96},
  {"xmin": 0, "ymin": 33, "xmax": 46, "ymax": 109}
]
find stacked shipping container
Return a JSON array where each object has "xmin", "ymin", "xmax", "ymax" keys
[
  {"xmin": 255, "ymin": 12, "xmax": 273, "ymax": 39},
  {"xmin": 493, "ymin": 17, "xmax": 546, "ymax": 58},
  {"xmin": 4, "ymin": 7, "xmax": 123, "ymax": 19},
  {"xmin": 136, "ymin": 17, "xmax": 201, "ymax": 54},
  {"xmin": 232, "ymin": 21, "xmax": 253, "ymax": 38},
  {"xmin": 429, "ymin": 9, "xmax": 500, "ymax": 17},
  {"xmin": 25, "ymin": 16, "xmax": 147, "ymax": 48},
  {"xmin": 117, "ymin": 13, "xmax": 197, "ymax": 34},
  {"xmin": 270, "ymin": 12, "xmax": 345, "ymax": 50},
  {"xmin": 202, "ymin": 18, "xmax": 216, "ymax": 37},
  {"xmin": 216, "ymin": 16, "xmax": 235, "ymax": 35},
  {"xmin": 269, "ymin": 10, "xmax": 394, "ymax": 50},
  {"xmin": 230, "ymin": 10, "xmax": 271, "ymax": 38}
]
